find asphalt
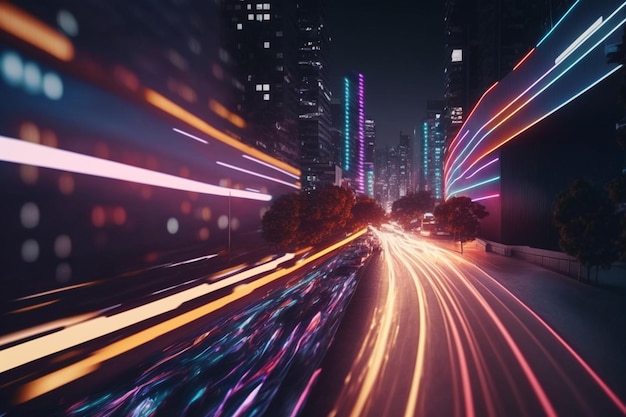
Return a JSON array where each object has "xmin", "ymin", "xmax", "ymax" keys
[{"xmin": 427, "ymin": 236, "xmax": 626, "ymax": 403}]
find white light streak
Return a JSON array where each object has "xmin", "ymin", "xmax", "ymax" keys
[
  {"xmin": 242, "ymin": 154, "xmax": 301, "ymax": 180},
  {"xmin": 0, "ymin": 136, "xmax": 271, "ymax": 201},
  {"xmin": 216, "ymin": 160, "xmax": 300, "ymax": 189},
  {"xmin": 173, "ymin": 128, "xmax": 208, "ymax": 144}
]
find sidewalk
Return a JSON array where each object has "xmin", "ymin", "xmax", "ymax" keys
[{"xmin": 421, "ymin": 234, "xmax": 626, "ymax": 399}]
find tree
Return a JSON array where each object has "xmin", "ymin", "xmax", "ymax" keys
[
  {"xmin": 434, "ymin": 196, "xmax": 488, "ymax": 253},
  {"xmin": 607, "ymin": 174, "xmax": 626, "ymax": 261},
  {"xmin": 351, "ymin": 195, "xmax": 386, "ymax": 229},
  {"xmin": 299, "ymin": 186, "xmax": 354, "ymax": 245},
  {"xmin": 391, "ymin": 191, "xmax": 435, "ymax": 229},
  {"xmin": 261, "ymin": 193, "xmax": 301, "ymax": 251},
  {"xmin": 553, "ymin": 179, "xmax": 620, "ymax": 281}
]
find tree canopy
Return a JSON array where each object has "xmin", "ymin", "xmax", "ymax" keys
[
  {"xmin": 553, "ymin": 179, "xmax": 620, "ymax": 279},
  {"xmin": 434, "ymin": 196, "xmax": 488, "ymax": 253},
  {"xmin": 390, "ymin": 191, "xmax": 435, "ymax": 229},
  {"xmin": 261, "ymin": 186, "xmax": 385, "ymax": 250}
]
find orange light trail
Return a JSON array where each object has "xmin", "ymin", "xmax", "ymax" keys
[
  {"xmin": 0, "ymin": 1, "xmax": 74, "ymax": 61},
  {"xmin": 9, "ymin": 230, "xmax": 367, "ymax": 404},
  {"xmin": 144, "ymin": 89, "xmax": 300, "ymax": 178}
]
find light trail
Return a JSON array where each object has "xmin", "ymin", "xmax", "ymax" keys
[
  {"xmin": 7, "ymin": 229, "xmax": 368, "ymax": 404},
  {"xmin": 363, "ymin": 231, "xmax": 626, "ymax": 417},
  {"xmin": 0, "ymin": 136, "xmax": 272, "ymax": 201}
]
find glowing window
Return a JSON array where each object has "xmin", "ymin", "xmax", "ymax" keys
[
  {"xmin": 247, "ymin": 4, "xmax": 252, "ymax": 10},
  {"xmin": 264, "ymin": 41, "xmax": 270, "ymax": 48},
  {"xmin": 263, "ymin": 3, "xmax": 270, "ymax": 9},
  {"xmin": 256, "ymin": 14, "xmax": 263, "ymax": 21},
  {"xmin": 255, "ymin": 84, "xmax": 262, "ymax": 91},
  {"xmin": 263, "ymin": 94, "xmax": 270, "ymax": 101},
  {"xmin": 237, "ymin": 23, "xmax": 243, "ymax": 30},
  {"xmin": 262, "ymin": 84, "xmax": 270, "ymax": 91},
  {"xmin": 256, "ymin": 3, "xmax": 262, "ymax": 10},
  {"xmin": 264, "ymin": 13, "xmax": 270, "ymax": 20},
  {"xmin": 248, "ymin": 14, "xmax": 254, "ymax": 20},
  {"xmin": 451, "ymin": 49, "xmax": 463, "ymax": 62}
]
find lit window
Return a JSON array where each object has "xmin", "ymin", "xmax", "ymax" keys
[
  {"xmin": 263, "ymin": 94, "xmax": 270, "ymax": 101},
  {"xmin": 237, "ymin": 23, "xmax": 243, "ymax": 30},
  {"xmin": 451, "ymin": 49, "xmax": 463, "ymax": 62},
  {"xmin": 247, "ymin": 4, "xmax": 252, "ymax": 10},
  {"xmin": 256, "ymin": 14, "xmax": 263, "ymax": 21},
  {"xmin": 264, "ymin": 13, "xmax": 270, "ymax": 20},
  {"xmin": 263, "ymin": 84, "xmax": 270, "ymax": 91},
  {"xmin": 263, "ymin": 3, "xmax": 270, "ymax": 9},
  {"xmin": 256, "ymin": 3, "xmax": 263, "ymax": 10},
  {"xmin": 264, "ymin": 41, "xmax": 270, "ymax": 48},
  {"xmin": 255, "ymin": 84, "xmax": 262, "ymax": 91},
  {"xmin": 248, "ymin": 14, "xmax": 254, "ymax": 20}
]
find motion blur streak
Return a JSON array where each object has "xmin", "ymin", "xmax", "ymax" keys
[
  {"xmin": 144, "ymin": 89, "xmax": 300, "ymax": 178},
  {"xmin": 217, "ymin": 161, "xmax": 300, "ymax": 189},
  {"xmin": 347, "ymin": 237, "xmax": 398, "ymax": 417},
  {"xmin": 355, "ymin": 230, "xmax": 626, "ymax": 417},
  {"xmin": 1, "ymin": 253, "xmax": 295, "ymax": 376},
  {"xmin": 0, "ymin": 136, "xmax": 271, "ymax": 201},
  {"xmin": 0, "ymin": 1, "xmax": 74, "ymax": 61},
  {"xmin": 387, "ymin": 239, "xmax": 429, "ymax": 417},
  {"xmin": 13, "ymin": 231, "xmax": 367, "ymax": 404},
  {"xmin": 469, "ymin": 263, "xmax": 626, "ymax": 415}
]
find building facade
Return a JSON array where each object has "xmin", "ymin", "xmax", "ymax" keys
[
  {"xmin": 420, "ymin": 101, "xmax": 445, "ymax": 200},
  {"xmin": 365, "ymin": 118, "xmax": 376, "ymax": 197},
  {"xmin": 221, "ymin": 0, "xmax": 300, "ymax": 168},
  {"xmin": 297, "ymin": 0, "xmax": 336, "ymax": 191}
]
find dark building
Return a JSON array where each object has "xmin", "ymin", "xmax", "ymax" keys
[
  {"xmin": 443, "ymin": 0, "xmax": 576, "ymax": 147},
  {"xmin": 444, "ymin": 0, "xmax": 624, "ymax": 249},
  {"xmin": 221, "ymin": 0, "xmax": 300, "ymax": 168},
  {"xmin": 297, "ymin": 0, "xmax": 336, "ymax": 191}
]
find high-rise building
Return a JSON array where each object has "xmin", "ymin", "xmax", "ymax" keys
[
  {"xmin": 420, "ymin": 101, "xmax": 445, "ymax": 200},
  {"xmin": 297, "ymin": 0, "xmax": 336, "ymax": 191},
  {"xmin": 375, "ymin": 145, "xmax": 391, "ymax": 210},
  {"xmin": 443, "ymin": 0, "xmax": 576, "ymax": 149},
  {"xmin": 398, "ymin": 132, "xmax": 412, "ymax": 197},
  {"xmin": 365, "ymin": 118, "xmax": 376, "ymax": 197},
  {"xmin": 221, "ymin": 0, "xmax": 300, "ymax": 168},
  {"xmin": 444, "ymin": 0, "xmax": 623, "ymax": 249},
  {"xmin": 340, "ymin": 72, "xmax": 366, "ymax": 194}
]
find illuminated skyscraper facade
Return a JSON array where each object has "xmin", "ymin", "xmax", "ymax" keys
[
  {"xmin": 365, "ymin": 118, "xmax": 376, "ymax": 197},
  {"xmin": 398, "ymin": 132, "xmax": 412, "ymax": 197},
  {"xmin": 420, "ymin": 101, "xmax": 445, "ymax": 200},
  {"xmin": 341, "ymin": 72, "xmax": 366, "ymax": 194}
]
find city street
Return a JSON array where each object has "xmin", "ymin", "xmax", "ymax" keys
[{"xmin": 302, "ymin": 228, "xmax": 626, "ymax": 417}]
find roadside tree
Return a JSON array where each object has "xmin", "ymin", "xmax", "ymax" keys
[
  {"xmin": 553, "ymin": 179, "xmax": 620, "ymax": 280},
  {"xmin": 261, "ymin": 193, "xmax": 301, "ymax": 251},
  {"xmin": 434, "ymin": 196, "xmax": 488, "ymax": 253},
  {"xmin": 391, "ymin": 191, "xmax": 435, "ymax": 229}
]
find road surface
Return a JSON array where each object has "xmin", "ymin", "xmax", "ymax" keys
[{"xmin": 302, "ymin": 228, "xmax": 626, "ymax": 417}]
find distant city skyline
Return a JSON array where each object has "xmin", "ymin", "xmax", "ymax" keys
[{"xmin": 326, "ymin": 1, "xmax": 445, "ymax": 147}]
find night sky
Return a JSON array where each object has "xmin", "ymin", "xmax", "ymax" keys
[{"xmin": 327, "ymin": 1, "xmax": 445, "ymax": 148}]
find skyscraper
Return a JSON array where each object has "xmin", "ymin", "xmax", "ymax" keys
[
  {"xmin": 420, "ymin": 101, "xmax": 445, "ymax": 200},
  {"xmin": 398, "ymin": 132, "xmax": 412, "ymax": 197},
  {"xmin": 341, "ymin": 72, "xmax": 366, "ymax": 194},
  {"xmin": 365, "ymin": 118, "xmax": 376, "ymax": 197},
  {"xmin": 297, "ymin": 0, "xmax": 336, "ymax": 191},
  {"xmin": 221, "ymin": 0, "xmax": 300, "ymax": 168}
]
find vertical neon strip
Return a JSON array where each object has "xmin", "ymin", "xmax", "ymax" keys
[
  {"xmin": 358, "ymin": 74, "xmax": 365, "ymax": 194},
  {"xmin": 344, "ymin": 77, "xmax": 350, "ymax": 171}
]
